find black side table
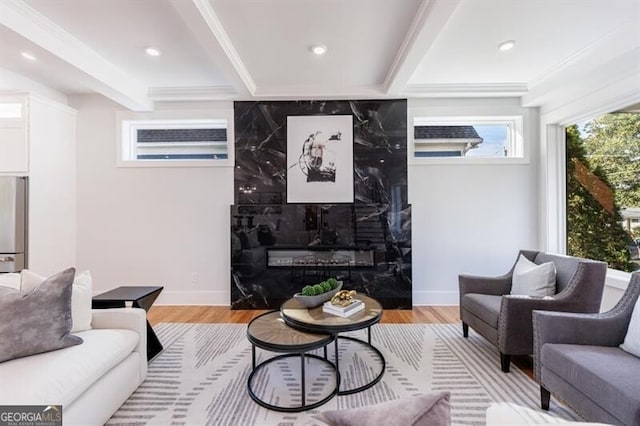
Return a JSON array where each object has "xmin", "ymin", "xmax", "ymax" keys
[{"xmin": 92, "ymin": 286, "xmax": 164, "ymax": 361}]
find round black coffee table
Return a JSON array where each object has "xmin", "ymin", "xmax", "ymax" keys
[
  {"xmin": 246, "ymin": 311, "xmax": 338, "ymax": 412},
  {"xmin": 280, "ymin": 294, "xmax": 385, "ymax": 395}
]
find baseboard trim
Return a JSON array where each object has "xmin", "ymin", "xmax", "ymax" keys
[{"xmin": 154, "ymin": 291, "xmax": 229, "ymax": 306}]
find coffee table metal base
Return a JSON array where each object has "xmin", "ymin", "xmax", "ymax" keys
[
  {"xmin": 247, "ymin": 351, "xmax": 339, "ymax": 412},
  {"xmin": 334, "ymin": 335, "xmax": 386, "ymax": 395},
  {"xmin": 246, "ymin": 311, "xmax": 339, "ymax": 412}
]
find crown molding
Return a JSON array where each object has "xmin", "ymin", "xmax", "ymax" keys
[
  {"xmin": 251, "ymin": 84, "xmax": 392, "ymax": 100},
  {"xmin": 528, "ymin": 24, "xmax": 639, "ymax": 90},
  {"xmin": 383, "ymin": 0, "xmax": 460, "ymax": 94},
  {"xmin": 0, "ymin": 0, "xmax": 152, "ymax": 111},
  {"xmin": 403, "ymin": 83, "xmax": 528, "ymax": 98},
  {"xmin": 148, "ymin": 86, "xmax": 238, "ymax": 101},
  {"xmin": 523, "ymin": 24, "xmax": 640, "ymax": 109}
]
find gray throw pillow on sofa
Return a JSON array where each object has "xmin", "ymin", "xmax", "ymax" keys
[
  {"xmin": 314, "ymin": 392, "xmax": 450, "ymax": 426},
  {"xmin": 0, "ymin": 267, "xmax": 82, "ymax": 363}
]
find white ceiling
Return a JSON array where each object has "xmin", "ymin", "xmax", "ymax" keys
[{"xmin": 0, "ymin": 0, "xmax": 638, "ymax": 110}]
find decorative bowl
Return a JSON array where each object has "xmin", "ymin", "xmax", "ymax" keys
[{"xmin": 293, "ymin": 281, "xmax": 343, "ymax": 308}]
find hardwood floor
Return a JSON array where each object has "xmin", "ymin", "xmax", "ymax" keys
[
  {"xmin": 147, "ymin": 305, "xmax": 460, "ymax": 326},
  {"xmin": 147, "ymin": 305, "xmax": 533, "ymax": 377}
]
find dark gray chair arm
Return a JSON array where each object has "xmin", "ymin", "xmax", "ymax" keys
[
  {"xmin": 498, "ymin": 296, "xmax": 588, "ymax": 355},
  {"xmin": 551, "ymin": 261, "xmax": 607, "ymax": 311},
  {"xmin": 532, "ymin": 276, "xmax": 640, "ymax": 381},
  {"xmin": 459, "ymin": 273, "xmax": 512, "ymax": 297}
]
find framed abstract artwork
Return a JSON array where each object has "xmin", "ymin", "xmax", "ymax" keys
[{"xmin": 286, "ymin": 115, "xmax": 354, "ymax": 203}]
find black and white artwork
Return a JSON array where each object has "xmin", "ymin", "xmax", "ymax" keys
[{"xmin": 286, "ymin": 115, "xmax": 353, "ymax": 203}]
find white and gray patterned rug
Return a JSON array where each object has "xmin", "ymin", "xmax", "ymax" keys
[{"xmin": 107, "ymin": 323, "xmax": 579, "ymax": 426}]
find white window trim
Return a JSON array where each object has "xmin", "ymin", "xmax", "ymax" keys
[
  {"xmin": 116, "ymin": 108, "xmax": 234, "ymax": 168},
  {"xmin": 408, "ymin": 114, "xmax": 527, "ymax": 165},
  {"xmin": 541, "ymin": 92, "xmax": 640, "ymax": 279}
]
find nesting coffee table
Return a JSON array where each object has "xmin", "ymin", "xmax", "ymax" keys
[
  {"xmin": 246, "ymin": 295, "xmax": 385, "ymax": 412},
  {"xmin": 246, "ymin": 311, "xmax": 339, "ymax": 412},
  {"xmin": 280, "ymin": 293, "xmax": 385, "ymax": 395}
]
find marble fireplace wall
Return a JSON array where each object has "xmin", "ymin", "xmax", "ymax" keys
[{"xmin": 231, "ymin": 100, "xmax": 411, "ymax": 309}]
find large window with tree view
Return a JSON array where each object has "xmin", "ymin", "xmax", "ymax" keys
[{"xmin": 566, "ymin": 109, "xmax": 640, "ymax": 272}]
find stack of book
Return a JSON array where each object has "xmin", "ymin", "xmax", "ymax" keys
[{"xmin": 322, "ymin": 299, "xmax": 364, "ymax": 317}]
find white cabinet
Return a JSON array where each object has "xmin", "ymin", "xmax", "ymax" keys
[
  {"xmin": 0, "ymin": 92, "xmax": 77, "ymax": 274},
  {"xmin": 0, "ymin": 95, "xmax": 28, "ymax": 174}
]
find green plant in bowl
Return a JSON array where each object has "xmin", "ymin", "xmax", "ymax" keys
[
  {"xmin": 293, "ymin": 278, "xmax": 343, "ymax": 308},
  {"xmin": 326, "ymin": 278, "xmax": 339, "ymax": 289}
]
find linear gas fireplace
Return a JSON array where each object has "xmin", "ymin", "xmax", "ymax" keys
[{"xmin": 267, "ymin": 248, "xmax": 375, "ymax": 268}]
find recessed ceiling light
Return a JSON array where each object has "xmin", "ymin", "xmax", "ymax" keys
[
  {"xmin": 21, "ymin": 52, "xmax": 37, "ymax": 61},
  {"xmin": 498, "ymin": 40, "xmax": 516, "ymax": 52},
  {"xmin": 145, "ymin": 47, "xmax": 161, "ymax": 57},
  {"xmin": 310, "ymin": 44, "xmax": 327, "ymax": 55}
]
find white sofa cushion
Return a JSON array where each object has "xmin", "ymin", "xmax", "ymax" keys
[
  {"xmin": 0, "ymin": 328, "xmax": 138, "ymax": 407},
  {"xmin": 0, "ymin": 272, "xmax": 21, "ymax": 289},
  {"xmin": 21, "ymin": 269, "xmax": 93, "ymax": 333},
  {"xmin": 486, "ymin": 402, "xmax": 614, "ymax": 425}
]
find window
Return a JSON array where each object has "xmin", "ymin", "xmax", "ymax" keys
[
  {"xmin": 118, "ymin": 116, "xmax": 232, "ymax": 167},
  {"xmin": 0, "ymin": 102, "xmax": 23, "ymax": 119},
  {"xmin": 410, "ymin": 116, "xmax": 524, "ymax": 163},
  {"xmin": 565, "ymin": 109, "xmax": 640, "ymax": 272}
]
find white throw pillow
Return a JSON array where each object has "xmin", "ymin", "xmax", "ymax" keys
[
  {"xmin": 620, "ymin": 296, "xmax": 640, "ymax": 357},
  {"xmin": 21, "ymin": 269, "xmax": 93, "ymax": 333},
  {"xmin": 0, "ymin": 272, "xmax": 21, "ymax": 290},
  {"xmin": 510, "ymin": 255, "xmax": 556, "ymax": 297}
]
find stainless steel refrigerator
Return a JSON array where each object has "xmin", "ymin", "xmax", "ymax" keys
[{"xmin": 0, "ymin": 176, "xmax": 28, "ymax": 272}]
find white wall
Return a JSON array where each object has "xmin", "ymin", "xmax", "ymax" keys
[
  {"xmin": 27, "ymin": 95, "xmax": 77, "ymax": 275},
  {"xmin": 70, "ymin": 95, "xmax": 540, "ymax": 306},
  {"xmin": 409, "ymin": 98, "xmax": 540, "ymax": 305},
  {"xmin": 70, "ymin": 95, "xmax": 234, "ymax": 304}
]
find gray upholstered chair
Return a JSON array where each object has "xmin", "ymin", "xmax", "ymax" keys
[
  {"xmin": 533, "ymin": 275, "xmax": 640, "ymax": 426},
  {"xmin": 458, "ymin": 250, "xmax": 607, "ymax": 372}
]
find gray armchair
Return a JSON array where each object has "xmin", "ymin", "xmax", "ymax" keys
[
  {"xmin": 459, "ymin": 250, "xmax": 607, "ymax": 372},
  {"xmin": 533, "ymin": 275, "xmax": 640, "ymax": 426}
]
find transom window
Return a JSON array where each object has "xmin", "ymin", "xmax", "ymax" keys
[
  {"xmin": 119, "ymin": 117, "xmax": 231, "ymax": 167},
  {"xmin": 411, "ymin": 116, "xmax": 524, "ymax": 162}
]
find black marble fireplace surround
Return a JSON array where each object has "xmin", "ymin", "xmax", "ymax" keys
[{"xmin": 231, "ymin": 100, "xmax": 411, "ymax": 309}]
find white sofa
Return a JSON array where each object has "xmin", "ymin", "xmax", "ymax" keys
[{"xmin": 0, "ymin": 308, "xmax": 147, "ymax": 426}]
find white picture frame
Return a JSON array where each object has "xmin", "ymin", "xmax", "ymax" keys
[{"xmin": 286, "ymin": 115, "xmax": 354, "ymax": 203}]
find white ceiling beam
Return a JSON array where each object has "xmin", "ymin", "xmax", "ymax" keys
[
  {"xmin": 0, "ymin": 0, "xmax": 153, "ymax": 111},
  {"xmin": 172, "ymin": 0, "xmax": 255, "ymax": 97},
  {"xmin": 383, "ymin": 0, "xmax": 460, "ymax": 95}
]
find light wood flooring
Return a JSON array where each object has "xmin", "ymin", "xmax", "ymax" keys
[
  {"xmin": 147, "ymin": 305, "xmax": 460, "ymax": 326},
  {"xmin": 147, "ymin": 305, "xmax": 533, "ymax": 377}
]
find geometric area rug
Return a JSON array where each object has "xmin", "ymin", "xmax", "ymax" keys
[{"xmin": 107, "ymin": 323, "xmax": 580, "ymax": 426}]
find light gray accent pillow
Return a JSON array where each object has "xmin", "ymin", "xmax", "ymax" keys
[
  {"xmin": 620, "ymin": 295, "xmax": 640, "ymax": 357},
  {"xmin": 510, "ymin": 254, "xmax": 557, "ymax": 297},
  {"xmin": 314, "ymin": 392, "xmax": 450, "ymax": 426},
  {"xmin": 0, "ymin": 267, "xmax": 82, "ymax": 363}
]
